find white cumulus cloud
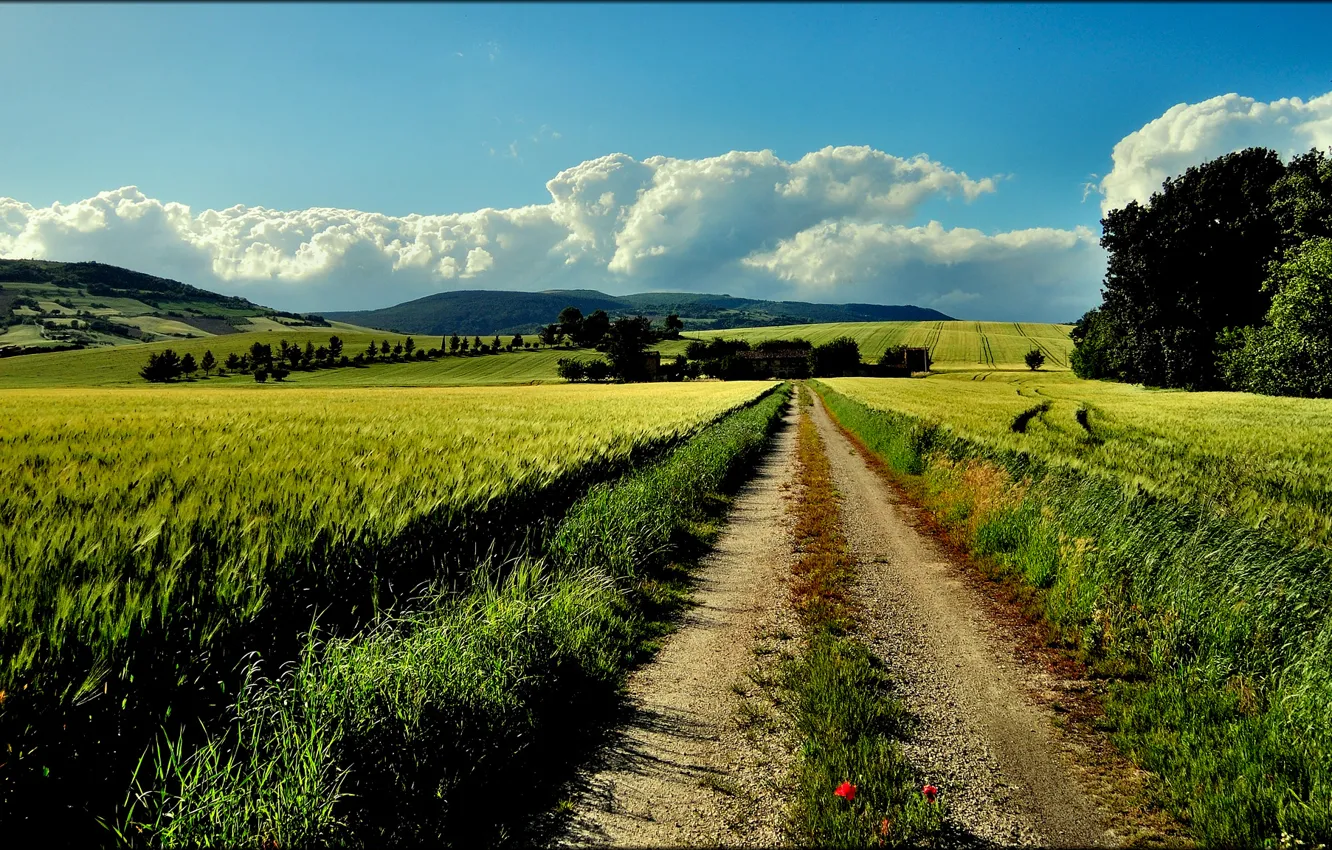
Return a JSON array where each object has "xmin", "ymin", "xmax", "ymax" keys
[
  {"xmin": 1098, "ymin": 91, "xmax": 1332, "ymax": 215},
  {"xmin": 0, "ymin": 145, "xmax": 1100, "ymax": 320},
  {"xmin": 743, "ymin": 221, "xmax": 1103, "ymax": 320}
]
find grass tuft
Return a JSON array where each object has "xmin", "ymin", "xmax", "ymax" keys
[{"xmin": 783, "ymin": 385, "xmax": 943, "ymax": 847}]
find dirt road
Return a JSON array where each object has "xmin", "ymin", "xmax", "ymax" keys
[
  {"xmin": 556, "ymin": 395, "xmax": 1129, "ymax": 848},
  {"xmin": 557, "ymin": 405, "xmax": 801, "ymax": 847},
  {"xmin": 809, "ymin": 394, "xmax": 1117, "ymax": 847}
]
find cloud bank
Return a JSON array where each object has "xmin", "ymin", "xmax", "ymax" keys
[
  {"xmin": 1098, "ymin": 91, "xmax": 1332, "ymax": 215},
  {"xmin": 1, "ymin": 145, "xmax": 1105, "ymax": 321}
]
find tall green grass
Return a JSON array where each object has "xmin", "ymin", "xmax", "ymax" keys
[
  {"xmin": 122, "ymin": 385, "xmax": 792, "ymax": 847},
  {"xmin": 813, "ymin": 380, "xmax": 1332, "ymax": 846}
]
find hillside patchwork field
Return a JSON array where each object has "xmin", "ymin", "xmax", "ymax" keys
[{"xmin": 0, "ymin": 260, "xmax": 333, "ymax": 353}]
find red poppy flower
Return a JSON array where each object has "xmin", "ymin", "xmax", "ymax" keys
[
  {"xmin": 880, "ymin": 817, "xmax": 893, "ymax": 836},
  {"xmin": 922, "ymin": 784, "xmax": 939, "ymax": 803},
  {"xmin": 834, "ymin": 780, "xmax": 857, "ymax": 802}
]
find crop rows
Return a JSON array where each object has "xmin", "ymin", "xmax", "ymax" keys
[
  {"xmin": 692, "ymin": 320, "xmax": 1074, "ymax": 370},
  {"xmin": 0, "ymin": 381, "xmax": 772, "ymax": 838}
]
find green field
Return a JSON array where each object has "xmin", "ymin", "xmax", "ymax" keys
[
  {"xmin": 0, "ymin": 381, "xmax": 777, "ymax": 840},
  {"xmin": 817, "ymin": 374, "xmax": 1332, "ymax": 844},
  {"xmin": 0, "ymin": 330, "xmax": 690, "ymax": 388},
  {"xmin": 824, "ymin": 371, "xmax": 1332, "ymax": 547},
  {"xmin": 692, "ymin": 320, "xmax": 1074, "ymax": 370}
]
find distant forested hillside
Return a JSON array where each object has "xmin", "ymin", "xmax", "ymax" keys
[{"xmin": 326, "ymin": 289, "xmax": 953, "ymax": 335}]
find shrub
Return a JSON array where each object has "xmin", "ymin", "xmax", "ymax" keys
[
  {"xmin": 584, "ymin": 359, "xmax": 613, "ymax": 382},
  {"xmin": 556, "ymin": 358, "xmax": 586, "ymax": 382}
]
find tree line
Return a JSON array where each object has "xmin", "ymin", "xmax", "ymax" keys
[
  {"xmin": 1071, "ymin": 146, "xmax": 1332, "ymax": 397},
  {"xmin": 680, "ymin": 336, "xmax": 897, "ymax": 379},
  {"xmin": 551, "ymin": 307, "xmax": 686, "ymax": 382},
  {"xmin": 138, "ymin": 328, "xmax": 574, "ymax": 383}
]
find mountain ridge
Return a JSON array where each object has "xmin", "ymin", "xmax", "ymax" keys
[{"xmin": 326, "ymin": 289, "xmax": 954, "ymax": 336}]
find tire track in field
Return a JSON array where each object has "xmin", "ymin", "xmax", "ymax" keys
[
  {"xmin": 977, "ymin": 322, "xmax": 995, "ymax": 369},
  {"xmin": 1013, "ymin": 323, "xmax": 1067, "ymax": 369},
  {"xmin": 924, "ymin": 321, "xmax": 944, "ymax": 362},
  {"xmin": 809, "ymin": 394, "xmax": 1120, "ymax": 847}
]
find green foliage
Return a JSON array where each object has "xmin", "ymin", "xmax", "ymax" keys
[
  {"xmin": 139, "ymin": 349, "xmax": 183, "ymax": 382},
  {"xmin": 1023, "ymin": 347, "xmax": 1046, "ymax": 370},
  {"xmin": 1095, "ymin": 147, "xmax": 1289, "ymax": 389},
  {"xmin": 1077, "ymin": 147, "xmax": 1332, "ymax": 392},
  {"xmin": 809, "ymin": 336, "xmax": 861, "ymax": 377},
  {"xmin": 556, "ymin": 357, "xmax": 586, "ymax": 382},
  {"xmin": 1069, "ymin": 307, "xmax": 1135, "ymax": 380},
  {"xmin": 1220, "ymin": 238, "xmax": 1332, "ymax": 397},
  {"xmin": 602, "ymin": 315, "xmax": 654, "ymax": 381},
  {"xmin": 756, "ymin": 337, "xmax": 812, "ymax": 353}
]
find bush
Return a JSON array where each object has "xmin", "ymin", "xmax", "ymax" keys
[
  {"xmin": 584, "ymin": 359, "xmax": 613, "ymax": 382},
  {"xmin": 1024, "ymin": 348, "xmax": 1046, "ymax": 370},
  {"xmin": 556, "ymin": 358, "xmax": 586, "ymax": 382},
  {"xmin": 254, "ymin": 369, "xmax": 269, "ymax": 383}
]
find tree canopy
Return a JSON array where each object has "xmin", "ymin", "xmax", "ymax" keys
[{"xmin": 1072, "ymin": 146, "xmax": 1332, "ymax": 394}]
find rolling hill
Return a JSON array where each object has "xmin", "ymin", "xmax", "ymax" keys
[
  {"xmin": 0, "ymin": 259, "xmax": 333, "ymax": 354},
  {"xmin": 324, "ymin": 289, "xmax": 953, "ymax": 336}
]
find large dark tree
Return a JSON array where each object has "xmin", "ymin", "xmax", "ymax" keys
[
  {"xmin": 558, "ymin": 306, "xmax": 584, "ymax": 341},
  {"xmin": 580, "ymin": 309, "xmax": 611, "ymax": 348},
  {"xmin": 1091, "ymin": 147, "xmax": 1288, "ymax": 388},
  {"xmin": 604, "ymin": 315, "xmax": 655, "ymax": 381},
  {"xmin": 249, "ymin": 341, "xmax": 274, "ymax": 370},
  {"xmin": 140, "ymin": 349, "xmax": 184, "ymax": 382},
  {"xmin": 809, "ymin": 336, "xmax": 862, "ymax": 377}
]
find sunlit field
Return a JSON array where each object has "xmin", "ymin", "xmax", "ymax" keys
[
  {"xmin": 0, "ymin": 381, "xmax": 775, "ymax": 840},
  {"xmin": 694, "ymin": 320, "xmax": 1074, "ymax": 370},
  {"xmin": 825, "ymin": 371, "xmax": 1332, "ymax": 547}
]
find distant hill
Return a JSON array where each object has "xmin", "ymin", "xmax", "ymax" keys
[
  {"xmin": 0, "ymin": 259, "xmax": 334, "ymax": 354},
  {"xmin": 326, "ymin": 289, "xmax": 953, "ymax": 335}
]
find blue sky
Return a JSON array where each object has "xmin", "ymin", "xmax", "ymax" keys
[{"xmin": 3, "ymin": 3, "xmax": 1331, "ymax": 318}]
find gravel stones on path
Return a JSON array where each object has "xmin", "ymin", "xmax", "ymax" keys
[
  {"xmin": 809, "ymin": 394, "xmax": 1118, "ymax": 848},
  {"xmin": 556, "ymin": 406, "xmax": 801, "ymax": 848}
]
